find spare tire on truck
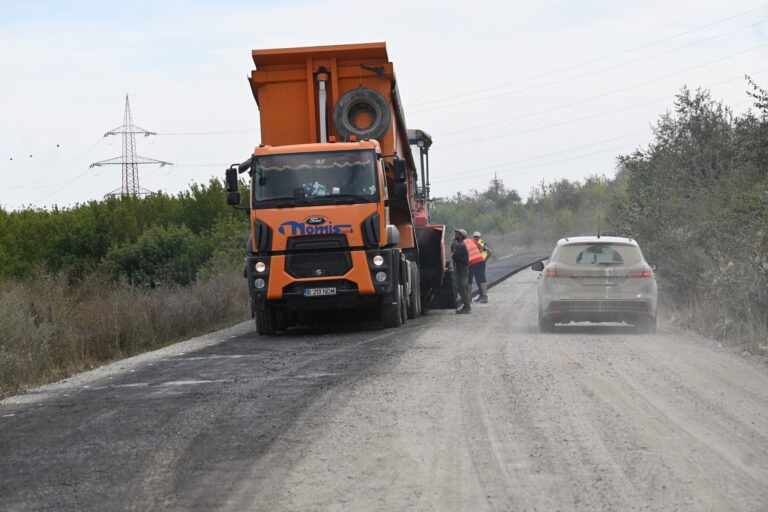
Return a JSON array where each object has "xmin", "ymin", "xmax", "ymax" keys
[{"xmin": 333, "ymin": 88, "xmax": 391, "ymax": 142}]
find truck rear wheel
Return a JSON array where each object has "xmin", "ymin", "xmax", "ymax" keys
[
  {"xmin": 399, "ymin": 284, "xmax": 407, "ymax": 324},
  {"xmin": 416, "ymin": 282, "xmax": 423, "ymax": 316},
  {"xmin": 406, "ymin": 262, "xmax": 420, "ymax": 320}
]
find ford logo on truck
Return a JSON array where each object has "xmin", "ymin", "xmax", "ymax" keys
[{"xmin": 305, "ymin": 216, "xmax": 327, "ymax": 225}]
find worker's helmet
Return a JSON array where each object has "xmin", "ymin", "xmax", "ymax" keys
[
  {"xmin": 454, "ymin": 228, "xmax": 467, "ymax": 238},
  {"xmin": 472, "ymin": 231, "xmax": 482, "ymax": 238}
]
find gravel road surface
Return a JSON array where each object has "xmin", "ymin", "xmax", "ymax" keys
[{"xmin": 2, "ymin": 270, "xmax": 767, "ymax": 511}]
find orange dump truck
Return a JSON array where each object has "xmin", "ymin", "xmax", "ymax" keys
[{"xmin": 225, "ymin": 42, "xmax": 452, "ymax": 334}]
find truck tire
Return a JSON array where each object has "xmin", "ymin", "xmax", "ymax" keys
[
  {"xmin": 399, "ymin": 283, "xmax": 407, "ymax": 324},
  {"xmin": 416, "ymin": 280, "xmax": 423, "ymax": 316},
  {"xmin": 274, "ymin": 311, "xmax": 289, "ymax": 333},
  {"xmin": 382, "ymin": 284, "xmax": 403, "ymax": 328},
  {"xmin": 406, "ymin": 262, "xmax": 419, "ymax": 320},
  {"xmin": 333, "ymin": 88, "xmax": 391, "ymax": 142},
  {"xmin": 255, "ymin": 307, "xmax": 276, "ymax": 336}
]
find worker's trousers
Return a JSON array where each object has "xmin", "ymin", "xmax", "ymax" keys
[{"xmin": 455, "ymin": 264, "xmax": 470, "ymax": 309}]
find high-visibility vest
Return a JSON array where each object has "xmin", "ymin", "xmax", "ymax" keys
[
  {"xmin": 465, "ymin": 239, "xmax": 484, "ymax": 266},
  {"xmin": 478, "ymin": 238, "xmax": 489, "ymax": 261}
]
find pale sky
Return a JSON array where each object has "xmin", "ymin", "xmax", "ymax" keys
[{"xmin": 1, "ymin": 0, "xmax": 767, "ymax": 210}]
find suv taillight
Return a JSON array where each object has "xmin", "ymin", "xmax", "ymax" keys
[{"xmin": 627, "ymin": 267, "xmax": 653, "ymax": 278}]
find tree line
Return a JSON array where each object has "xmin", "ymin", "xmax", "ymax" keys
[{"xmin": 0, "ymin": 180, "xmax": 250, "ymax": 286}]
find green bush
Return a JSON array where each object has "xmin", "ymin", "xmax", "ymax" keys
[
  {"xmin": 612, "ymin": 84, "xmax": 768, "ymax": 335},
  {"xmin": 0, "ymin": 178, "xmax": 250, "ymax": 283},
  {"xmin": 102, "ymin": 224, "xmax": 208, "ymax": 286}
]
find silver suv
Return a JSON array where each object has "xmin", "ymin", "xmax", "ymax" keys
[{"xmin": 531, "ymin": 236, "xmax": 657, "ymax": 333}]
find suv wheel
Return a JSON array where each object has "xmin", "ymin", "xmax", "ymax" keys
[
  {"xmin": 635, "ymin": 316, "xmax": 657, "ymax": 334},
  {"xmin": 538, "ymin": 305, "xmax": 554, "ymax": 333}
]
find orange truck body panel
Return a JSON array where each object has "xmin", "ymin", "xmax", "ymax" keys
[{"xmin": 251, "ymin": 43, "xmax": 389, "ymax": 146}]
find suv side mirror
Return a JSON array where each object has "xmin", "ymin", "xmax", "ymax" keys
[
  {"xmin": 393, "ymin": 159, "xmax": 407, "ymax": 183},
  {"xmin": 531, "ymin": 261, "xmax": 544, "ymax": 271}
]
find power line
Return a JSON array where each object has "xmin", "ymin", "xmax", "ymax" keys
[
  {"xmin": 425, "ymin": 45, "xmax": 768, "ymax": 150},
  {"xmin": 407, "ymin": 4, "xmax": 768, "ymax": 110},
  {"xmin": 392, "ymin": 0, "xmax": 583, "ymax": 52},
  {"xmin": 33, "ymin": 166, "xmax": 102, "ymax": 204},
  {"xmin": 158, "ymin": 129, "xmax": 259, "ymax": 136},
  {"xmin": 432, "ymin": 99, "xmax": 753, "ymax": 186},
  {"xmin": 434, "ymin": 142, "xmax": 641, "ymax": 185},
  {"xmin": 1, "ymin": 139, "xmax": 104, "ymax": 189},
  {"xmin": 436, "ymin": 130, "xmax": 649, "ymax": 180},
  {"xmin": 412, "ymin": 39, "xmax": 768, "ymax": 115},
  {"xmin": 131, "ymin": 80, "xmax": 243, "ymax": 97},
  {"xmin": 434, "ymin": 68, "xmax": 768, "ymax": 138},
  {"xmin": 433, "ymin": 69, "xmax": 768, "ymax": 150}
]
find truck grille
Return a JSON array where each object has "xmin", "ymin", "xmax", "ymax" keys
[
  {"xmin": 286, "ymin": 252, "xmax": 352, "ymax": 278},
  {"xmin": 285, "ymin": 235, "xmax": 352, "ymax": 278}
]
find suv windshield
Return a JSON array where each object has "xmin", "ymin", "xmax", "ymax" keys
[{"xmin": 253, "ymin": 150, "xmax": 378, "ymax": 207}]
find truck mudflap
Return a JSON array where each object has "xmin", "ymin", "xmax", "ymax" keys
[
  {"xmin": 416, "ymin": 224, "xmax": 452, "ymax": 308},
  {"xmin": 431, "ymin": 264, "xmax": 459, "ymax": 309}
]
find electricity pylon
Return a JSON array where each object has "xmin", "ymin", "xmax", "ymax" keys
[{"xmin": 90, "ymin": 95, "xmax": 171, "ymax": 197}]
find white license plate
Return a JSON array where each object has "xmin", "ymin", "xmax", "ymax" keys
[
  {"xmin": 582, "ymin": 277, "xmax": 617, "ymax": 286},
  {"xmin": 303, "ymin": 287, "xmax": 337, "ymax": 297}
]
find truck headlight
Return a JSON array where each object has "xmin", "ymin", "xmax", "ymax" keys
[
  {"xmin": 375, "ymin": 271, "xmax": 387, "ymax": 282},
  {"xmin": 372, "ymin": 254, "xmax": 384, "ymax": 266},
  {"xmin": 255, "ymin": 278, "xmax": 266, "ymax": 289},
  {"xmin": 255, "ymin": 261, "xmax": 267, "ymax": 273}
]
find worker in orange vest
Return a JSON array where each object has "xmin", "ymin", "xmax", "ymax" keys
[
  {"xmin": 465, "ymin": 233, "xmax": 486, "ymax": 303},
  {"xmin": 470, "ymin": 231, "xmax": 492, "ymax": 303}
]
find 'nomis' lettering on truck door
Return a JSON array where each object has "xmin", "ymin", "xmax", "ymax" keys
[{"xmin": 278, "ymin": 220, "xmax": 353, "ymax": 236}]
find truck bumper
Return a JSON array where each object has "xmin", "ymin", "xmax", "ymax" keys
[{"xmin": 247, "ymin": 248, "xmax": 399, "ymax": 312}]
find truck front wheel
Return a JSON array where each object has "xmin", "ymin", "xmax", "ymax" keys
[
  {"xmin": 255, "ymin": 307, "xmax": 276, "ymax": 336},
  {"xmin": 382, "ymin": 284, "xmax": 404, "ymax": 328}
]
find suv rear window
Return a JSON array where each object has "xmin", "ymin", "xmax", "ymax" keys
[{"xmin": 557, "ymin": 244, "xmax": 642, "ymax": 266}]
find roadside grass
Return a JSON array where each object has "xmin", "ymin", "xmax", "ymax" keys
[
  {"xmin": 0, "ymin": 265, "xmax": 249, "ymax": 398},
  {"xmin": 662, "ymin": 294, "xmax": 768, "ymax": 356}
]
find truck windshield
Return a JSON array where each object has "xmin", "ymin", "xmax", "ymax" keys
[{"xmin": 253, "ymin": 150, "xmax": 378, "ymax": 207}]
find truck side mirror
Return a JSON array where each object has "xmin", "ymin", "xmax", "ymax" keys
[
  {"xmin": 226, "ymin": 191, "xmax": 241, "ymax": 206},
  {"xmin": 225, "ymin": 167, "xmax": 240, "ymax": 206},
  {"xmin": 226, "ymin": 167, "xmax": 238, "ymax": 191},
  {"xmin": 394, "ymin": 159, "xmax": 407, "ymax": 183}
]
